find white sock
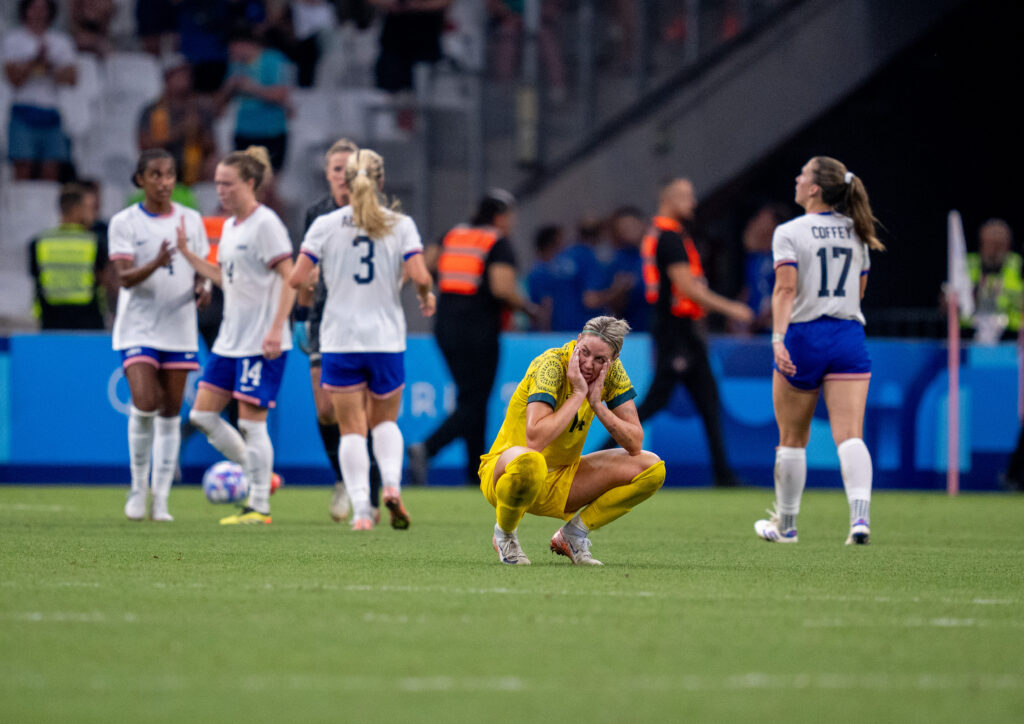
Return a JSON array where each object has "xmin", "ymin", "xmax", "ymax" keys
[
  {"xmin": 151, "ymin": 416, "xmax": 180, "ymax": 500},
  {"xmin": 239, "ymin": 419, "xmax": 273, "ymax": 515},
  {"xmin": 340, "ymin": 434, "xmax": 371, "ymax": 518},
  {"xmin": 494, "ymin": 522, "xmax": 515, "ymax": 540},
  {"xmin": 189, "ymin": 409, "xmax": 246, "ymax": 463},
  {"xmin": 128, "ymin": 406, "xmax": 157, "ymax": 494},
  {"xmin": 564, "ymin": 513, "xmax": 589, "ymax": 538},
  {"xmin": 837, "ymin": 437, "xmax": 872, "ymax": 525},
  {"xmin": 775, "ymin": 447, "xmax": 806, "ymax": 530},
  {"xmin": 370, "ymin": 421, "xmax": 403, "ymax": 492}
]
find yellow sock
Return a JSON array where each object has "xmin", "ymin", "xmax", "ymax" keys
[
  {"xmin": 580, "ymin": 461, "xmax": 665, "ymax": 531},
  {"xmin": 495, "ymin": 451, "xmax": 547, "ymax": 533}
]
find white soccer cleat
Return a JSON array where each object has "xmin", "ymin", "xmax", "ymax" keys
[
  {"xmin": 754, "ymin": 508, "xmax": 798, "ymax": 543},
  {"xmin": 124, "ymin": 490, "xmax": 147, "ymax": 521},
  {"xmin": 845, "ymin": 519, "xmax": 870, "ymax": 545},
  {"xmin": 550, "ymin": 528, "xmax": 603, "ymax": 565},
  {"xmin": 329, "ymin": 481, "xmax": 350, "ymax": 522},
  {"xmin": 493, "ymin": 530, "xmax": 531, "ymax": 565},
  {"xmin": 150, "ymin": 496, "xmax": 173, "ymax": 522}
]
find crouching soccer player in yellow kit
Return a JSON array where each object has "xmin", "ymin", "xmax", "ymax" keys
[{"xmin": 480, "ymin": 316, "xmax": 665, "ymax": 565}]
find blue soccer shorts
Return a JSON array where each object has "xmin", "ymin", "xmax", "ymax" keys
[
  {"xmin": 774, "ymin": 316, "xmax": 871, "ymax": 391},
  {"xmin": 120, "ymin": 346, "xmax": 200, "ymax": 371},
  {"xmin": 320, "ymin": 352, "xmax": 404, "ymax": 398},
  {"xmin": 199, "ymin": 352, "xmax": 288, "ymax": 408}
]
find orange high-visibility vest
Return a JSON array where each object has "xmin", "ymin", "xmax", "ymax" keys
[
  {"xmin": 641, "ymin": 215, "xmax": 705, "ymax": 319},
  {"xmin": 437, "ymin": 225, "xmax": 499, "ymax": 295},
  {"xmin": 203, "ymin": 216, "xmax": 227, "ymax": 264}
]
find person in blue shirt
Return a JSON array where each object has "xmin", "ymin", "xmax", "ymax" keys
[
  {"xmin": 219, "ymin": 25, "xmax": 292, "ymax": 173},
  {"xmin": 606, "ymin": 206, "xmax": 651, "ymax": 332},
  {"xmin": 525, "ymin": 224, "xmax": 564, "ymax": 331},
  {"xmin": 548, "ymin": 216, "xmax": 611, "ymax": 331}
]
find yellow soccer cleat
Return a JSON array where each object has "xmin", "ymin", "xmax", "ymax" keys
[{"xmin": 219, "ymin": 507, "xmax": 272, "ymax": 525}]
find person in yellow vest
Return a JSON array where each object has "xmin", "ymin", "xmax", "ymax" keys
[
  {"xmin": 407, "ymin": 190, "xmax": 536, "ymax": 485},
  {"xmin": 962, "ymin": 218, "xmax": 1022, "ymax": 342},
  {"xmin": 636, "ymin": 178, "xmax": 754, "ymax": 486},
  {"xmin": 29, "ymin": 183, "xmax": 110, "ymax": 330},
  {"xmin": 481, "ymin": 315, "xmax": 664, "ymax": 565}
]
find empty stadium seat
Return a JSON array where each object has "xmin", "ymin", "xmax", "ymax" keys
[{"xmin": 0, "ymin": 181, "xmax": 60, "ymax": 255}]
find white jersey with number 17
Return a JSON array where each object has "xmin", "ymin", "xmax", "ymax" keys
[{"xmin": 772, "ymin": 211, "xmax": 870, "ymax": 325}]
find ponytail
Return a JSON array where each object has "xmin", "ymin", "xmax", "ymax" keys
[
  {"xmin": 345, "ymin": 149, "xmax": 399, "ymax": 238},
  {"xmin": 813, "ymin": 156, "xmax": 885, "ymax": 252}
]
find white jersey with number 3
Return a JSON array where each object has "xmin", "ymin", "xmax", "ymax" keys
[
  {"xmin": 300, "ymin": 206, "xmax": 423, "ymax": 353},
  {"xmin": 772, "ymin": 211, "xmax": 870, "ymax": 325},
  {"xmin": 109, "ymin": 202, "xmax": 209, "ymax": 351},
  {"xmin": 213, "ymin": 204, "xmax": 294, "ymax": 358}
]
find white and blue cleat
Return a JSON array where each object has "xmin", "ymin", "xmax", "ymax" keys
[
  {"xmin": 845, "ymin": 519, "xmax": 870, "ymax": 545},
  {"xmin": 754, "ymin": 509, "xmax": 798, "ymax": 543}
]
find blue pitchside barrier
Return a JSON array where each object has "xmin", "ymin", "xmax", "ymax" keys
[{"xmin": 0, "ymin": 333, "xmax": 1018, "ymax": 490}]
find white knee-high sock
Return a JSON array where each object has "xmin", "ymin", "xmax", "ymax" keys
[
  {"xmin": 370, "ymin": 421, "xmax": 403, "ymax": 491},
  {"xmin": 128, "ymin": 406, "xmax": 157, "ymax": 494},
  {"xmin": 837, "ymin": 437, "xmax": 872, "ymax": 524},
  {"xmin": 151, "ymin": 416, "xmax": 181, "ymax": 500},
  {"xmin": 239, "ymin": 419, "xmax": 273, "ymax": 515},
  {"xmin": 340, "ymin": 434, "xmax": 371, "ymax": 517},
  {"xmin": 775, "ymin": 446, "xmax": 806, "ymax": 530},
  {"xmin": 189, "ymin": 409, "xmax": 246, "ymax": 464}
]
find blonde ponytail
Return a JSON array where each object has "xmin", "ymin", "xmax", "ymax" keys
[
  {"xmin": 345, "ymin": 149, "xmax": 399, "ymax": 239},
  {"xmin": 812, "ymin": 156, "xmax": 885, "ymax": 252}
]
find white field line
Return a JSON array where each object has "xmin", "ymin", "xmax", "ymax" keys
[
  {"xmin": 803, "ymin": 616, "xmax": 1024, "ymax": 629},
  {"xmin": 8, "ymin": 672, "xmax": 1022, "ymax": 694},
  {"xmin": 0, "ymin": 503, "xmax": 75, "ymax": 512},
  {"xmin": 6, "ymin": 612, "xmax": 138, "ymax": 623},
  {"xmin": 1, "ymin": 579, "xmax": 1019, "ymax": 607}
]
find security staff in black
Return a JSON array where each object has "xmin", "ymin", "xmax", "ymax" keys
[
  {"xmin": 29, "ymin": 185, "xmax": 109, "ymax": 330},
  {"xmin": 408, "ymin": 190, "xmax": 536, "ymax": 485},
  {"xmin": 636, "ymin": 178, "xmax": 753, "ymax": 487}
]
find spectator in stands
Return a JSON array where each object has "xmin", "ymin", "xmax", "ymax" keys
[
  {"xmin": 77, "ymin": 178, "xmax": 118, "ymax": 321},
  {"xmin": 607, "ymin": 205, "xmax": 651, "ymax": 332},
  {"xmin": 960, "ymin": 219, "xmax": 1022, "ymax": 344},
  {"xmin": 548, "ymin": 214, "xmax": 612, "ymax": 331},
  {"xmin": 138, "ymin": 53, "xmax": 218, "ymax": 187},
  {"xmin": 736, "ymin": 203, "xmax": 790, "ymax": 334},
  {"xmin": 136, "ymin": 0, "xmax": 178, "ymax": 57},
  {"xmin": 526, "ymin": 223, "xmax": 565, "ymax": 331},
  {"xmin": 28, "ymin": 183, "xmax": 111, "ymax": 330},
  {"xmin": 488, "ymin": 0, "xmax": 567, "ymax": 104},
  {"xmin": 69, "ymin": 0, "xmax": 114, "ymax": 58},
  {"xmin": 176, "ymin": 0, "xmax": 266, "ymax": 94},
  {"xmin": 372, "ymin": 0, "xmax": 453, "ymax": 94},
  {"xmin": 2, "ymin": 0, "xmax": 77, "ymax": 181},
  {"xmin": 219, "ymin": 25, "xmax": 293, "ymax": 173},
  {"xmin": 263, "ymin": 0, "xmax": 336, "ymax": 88}
]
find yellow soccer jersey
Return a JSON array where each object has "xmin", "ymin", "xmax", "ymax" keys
[{"xmin": 483, "ymin": 340, "xmax": 637, "ymax": 468}]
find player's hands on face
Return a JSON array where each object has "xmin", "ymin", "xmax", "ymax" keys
[
  {"xmin": 587, "ymin": 360, "xmax": 609, "ymax": 407},
  {"xmin": 773, "ymin": 341, "xmax": 797, "ymax": 377},
  {"xmin": 567, "ymin": 347, "xmax": 588, "ymax": 399},
  {"xmin": 262, "ymin": 328, "xmax": 283, "ymax": 360}
]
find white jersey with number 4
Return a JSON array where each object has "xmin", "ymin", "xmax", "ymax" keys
[
  {"xmin": 109, "ymin": 202, "xmax": 209, "ymax": 351},
  {"xmin": 772, "ymin": 211, "xmax": 870, "ymax": 325},
  {"xmin": 300, "ymin": 206, "xmax": 423, "ymax": 353},
  {"xmin": 213, "ymin": 204, "xmax": 294, "ymax": 358}
]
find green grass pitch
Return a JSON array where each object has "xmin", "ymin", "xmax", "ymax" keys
[{"xmin": 1, "ymin": 485, "xmax": 1022, "ymax": 723}]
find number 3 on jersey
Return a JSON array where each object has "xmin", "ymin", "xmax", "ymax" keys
[
  {"xmin": 816, "ymin": 246, "xmax": 853, "ymax": 298},
  {"xmin": 353, "ymin": 236, "xmax": 374, "ymax": 284}
]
